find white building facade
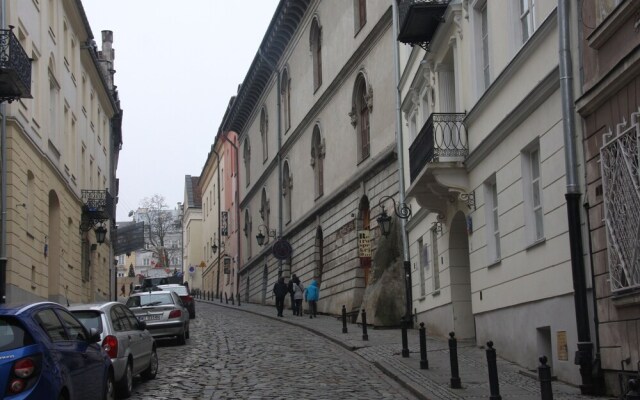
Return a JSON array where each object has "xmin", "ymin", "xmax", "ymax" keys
[{"xmin": 399, "ymin": 0, "xmax": 590, "ymax": 387}]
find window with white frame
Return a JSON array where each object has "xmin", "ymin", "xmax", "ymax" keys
[
  {"xmin": 431, "ymin": 228, "xmax": 440, "ymax": 291},
  {"xmin": 520, "ymin": 0, "xmax": 536, "ymax": 43},
  {"xmin": 522, "ymin": 142, "xmax": 544, "ymax": 243},
  {"xmin": 481, "ymin": 4, "xmax": 490, "ymax": 89},
  {"xmin": 418, "ymin": 238, "xmax": 426, "ymax": 296},
  {"xmin": 484, "ymin": 175, "xmax": 501, "ymax": 263}
]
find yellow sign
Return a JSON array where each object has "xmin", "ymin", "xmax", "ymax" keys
[
  {"xmin": 199, "ymin": 261, "xmax": 206, "ymax": 268},
  {"xmin": 358, "ymin": 230, "xmax": 371, "ymax": 257},
  {"xmin": 557, "ymin": 331, "xmax": 568, "ymax": 361}
]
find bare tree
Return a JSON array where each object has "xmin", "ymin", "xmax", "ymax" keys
[{"xmin": 137, "ymin": 195, "xmax": 181, "ymax": 274}]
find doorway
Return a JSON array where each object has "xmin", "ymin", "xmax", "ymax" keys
[{"xmin": 449, "ymin": 211, "xmax": 474, "ymax": 339}]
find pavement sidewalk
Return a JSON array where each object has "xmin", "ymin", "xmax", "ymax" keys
[{"xmin": 196, "ymin": 298, "xmax": 613, "ymax": 400}]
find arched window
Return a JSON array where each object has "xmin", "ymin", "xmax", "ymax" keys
[
  {"xmin": 350, "ymin": 72, "xmax": 372, "ymax": 162},
  {"xmin": 244, "ymin": 209, "xmax": 252, "ymax": 259},
  {"xmin": 315, "ymin": 226, "xmax": 324, "ymax": 284},
  {"xmin": 310, "ymin": 17, "xmax": 322, "ymax": 90},
  {"xmin": 282, "ymin": 161, "xmax": 293, "ymax": 224},
  {"xmin": 310, "ymin": 124, "xmax": 325, "ymax": 198},
  {"xmin": 260, "ymin": 106, "xmax": 268, "ymax": 162},
  {"xmin": 281, "ymin": 68, "xmax": 291, "ymax": 132},
  {"xmin": 243, "ymin": 138, "xmax": 251, "ymax": 187},
  {"xmin": 260, "ymin": 188, "xmax": 270, "ymax": 234}
]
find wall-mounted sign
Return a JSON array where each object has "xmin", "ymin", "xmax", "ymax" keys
[
  {"xmin": 221, "ymin": 211, "xmax": 228, "ymax": 236},
  {"xmin": 272, "ymin": 239, "xmax": 293, "ymax": 260},
  {"xmin": 358, "ymin": 230, "xmax": 371, "ymax": 258}
]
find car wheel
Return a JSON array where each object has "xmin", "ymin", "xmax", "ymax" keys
[
  {"xmin": 177, "ymin": 329, "xmax": 186, "ymax": 345},
  {"xmin": 141, "ymin": 347, "xmax": 158, "ymax": 380},
  {"xmin": 104, "ymin": 370, "xmax": 115, "ymax": 400},
  {"xmin": 116, "ymin": 361, "xmax": 133, "ymax": 398}
]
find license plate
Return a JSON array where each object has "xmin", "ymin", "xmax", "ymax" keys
[{"xmin": 139, "ymin": 315, "xmax": 161, "ymax": 321}]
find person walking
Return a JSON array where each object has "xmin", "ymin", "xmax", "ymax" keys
[
  {"xmin": 304, "ymin": 279, "xmax": 319, "ymax": 319},
  {"xmin": 293, "ymin": 279, "xmax": 304, "ymax": 316},
  {"xmin": 288, "ymin": 274, "xmax": 298, "ymax": 315},
  {"xmin": 120, "ymin": 284, "xmax": 126, "ymax": 297},
  {"xmin": 272, "ymin": 277, "xmax": 288, "ymax": 317}
]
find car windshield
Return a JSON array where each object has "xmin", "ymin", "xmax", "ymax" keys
[
  {"xmin": 126, "ymin": 293, "xmax": 174, "ymax": 308},
  {"xmin": 0, "ymin": 317, "xmax": 35, "ymax": 351},
  {"xmin": 71, "ymin": 310, "xmax": 103, "ymax": 334}
]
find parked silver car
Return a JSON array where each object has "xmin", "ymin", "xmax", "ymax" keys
[
  {"xmin": 69, "ymin": 302, "xmax": 158, "ymax": 398},
  {"xmin": 125, "ymin": 290, "xmax": 190, "ymax": 345}
]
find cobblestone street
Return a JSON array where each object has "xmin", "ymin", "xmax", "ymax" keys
[{"xmin": 127, "ymin": 301, "xmax": 418, "ymax": 399}]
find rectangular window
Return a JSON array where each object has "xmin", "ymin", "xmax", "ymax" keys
[
  {"xmin": 355, "ymin": 0, "xmax": 367, "ymax": 32},
  {"xmin": 481, "ymin": 4, "xmax": 490, "ymax": 89},
  {"xmin": 520, "ymin": 0, "xmax": 536, "ymax": 42},
  {"xmin": 522, "ymin": 142, "xmax": 544, "ymax": 243},
  {"xmin": 418, "ymin": 238, "xmax": 425, "ymax": 296},
  {"xmin": 484, "ymin": 176, "xmax": 501, "ymax": 262},
  {"xmin": 431, "ymin": 228, "xmax": 440, "ymax": 291}
]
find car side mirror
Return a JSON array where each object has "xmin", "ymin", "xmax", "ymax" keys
[
  {"xmin": 138, "ymin": 320, "xmax": 147, "ymax": 330},
  {"xmin": 87, "ymin": 328, "xmax": 101, "ymax": 344}
]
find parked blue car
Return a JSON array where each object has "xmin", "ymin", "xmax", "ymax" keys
[{"xmin": 0, "ymin": 301, "xmax": 115, "ymax": 399}]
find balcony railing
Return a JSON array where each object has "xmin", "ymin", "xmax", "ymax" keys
[
  {"xmin": 409, "ymin": 113, "xmax": 467, "ymax": 182},
  {"xmin": 397, "ymin": 0, "xmax": 449, "ymax": 50},
  {"xmin": 0, "ymin": 27, "xmax": 31, "ymax": 103},
  {"xmin": 80, "ymin": 189, "xmax": 115, "ymax": 232}
]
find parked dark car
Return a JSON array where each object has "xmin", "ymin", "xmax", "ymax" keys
[
  {"xmin": 156, "ymin": 284, "xmax": 195, "ymax": 319},
  {"xmin": 125, "ymin": 291, "xmax": 190, "ymax": 345},
  {"xmin": 0, "ymin": 301, "xmax": 114, "ymax": 399},
  {"xmin": 69, "ymin": 302, "xmax": 158, "ymax": 398}
]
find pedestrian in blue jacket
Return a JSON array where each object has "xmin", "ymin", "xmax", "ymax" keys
[{"xmin": 304, "ymin": 279, "xmax": 320, "ymax": 319}]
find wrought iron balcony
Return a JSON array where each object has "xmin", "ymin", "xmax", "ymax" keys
[
  {"xmin": 409, "ymin": 113, "xmax": 467, "ymax": 183},
  {"xmin": 397, "ymin": 0, "xmax": 449, "ymax": 50},
  {"xmin": 0, "ymin": 27, "xmax": 31, "ymax": 103},
  {"xmin": 80, "ymin": 189, "xmax": 115, "ymax": 232}
]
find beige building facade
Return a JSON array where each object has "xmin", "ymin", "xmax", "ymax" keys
[{"xmin": 2, "ymin": 0, "xmax": 122, "ymax": 304}]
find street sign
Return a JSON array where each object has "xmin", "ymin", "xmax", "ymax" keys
[{"xmin": 272, "ymin": 239, "xmax": 293, "ymax": 260}]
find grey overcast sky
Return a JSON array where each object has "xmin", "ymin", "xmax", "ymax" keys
[{"xmin": 82, "ymin": 0, "xmax": 280, "ymax": 220}]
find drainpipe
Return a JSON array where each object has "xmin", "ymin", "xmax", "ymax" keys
[
  {"xmin": 0, "ymin": 0, "xmax": 7, "ymax": 304},
  {"xmin": 391, "ymin": 1, "xmax": 412, "ymax": 325},
  {"xmin": 558, "ymin": 0, "xmax": 600, "ymax": 394}
]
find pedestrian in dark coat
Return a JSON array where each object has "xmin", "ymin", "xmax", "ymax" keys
[
  {"xmin": 273, "ymin": 277, "xmax": 288, "ymax": 317},
  {"xmin": 288, "ymin": 274, "xmax": 300, "ymax": 315}
]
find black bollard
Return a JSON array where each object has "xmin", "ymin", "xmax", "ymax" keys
[
  {"xmin": 361, "ymin": 309, "xmax": 368, "ymax": 341},
  {"xmin": 486, "ymin": 341, "xmax": 501, "ymax": 399},
  {"xmin": 225, "ymin": 292, "xmax": 228, "ymax": 304},
  {"xmin": 237, "ymin": 292, "xmax": 241, "ymax": 307},
  {"xmin": 342, "ymin": 305, "xmax": 348, "ymax": 333},
  {"xmin": 401, "ymin": 318, "xmax": 410, "ymax": 358},
  {"xmin": 220, "ymin": 292, "xmax": 223, "ymax": 302},
  {"xmin": 207, "ymin": 291, "xmax": 210, "ymax": 301},
  {"xmin": 419, "ymin": 322, "xmax": 429, "ymax": 369},
  {"xmin": 231, "ymin": 292, "xmax": 235, "ymax": 305},
  {"xmin": 538, "ymin": 356, "xmax": 553, "ymax": 400},
  {"xmin": 449, "ymin": 332, "xmax": 462, "ymax": 388}
]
